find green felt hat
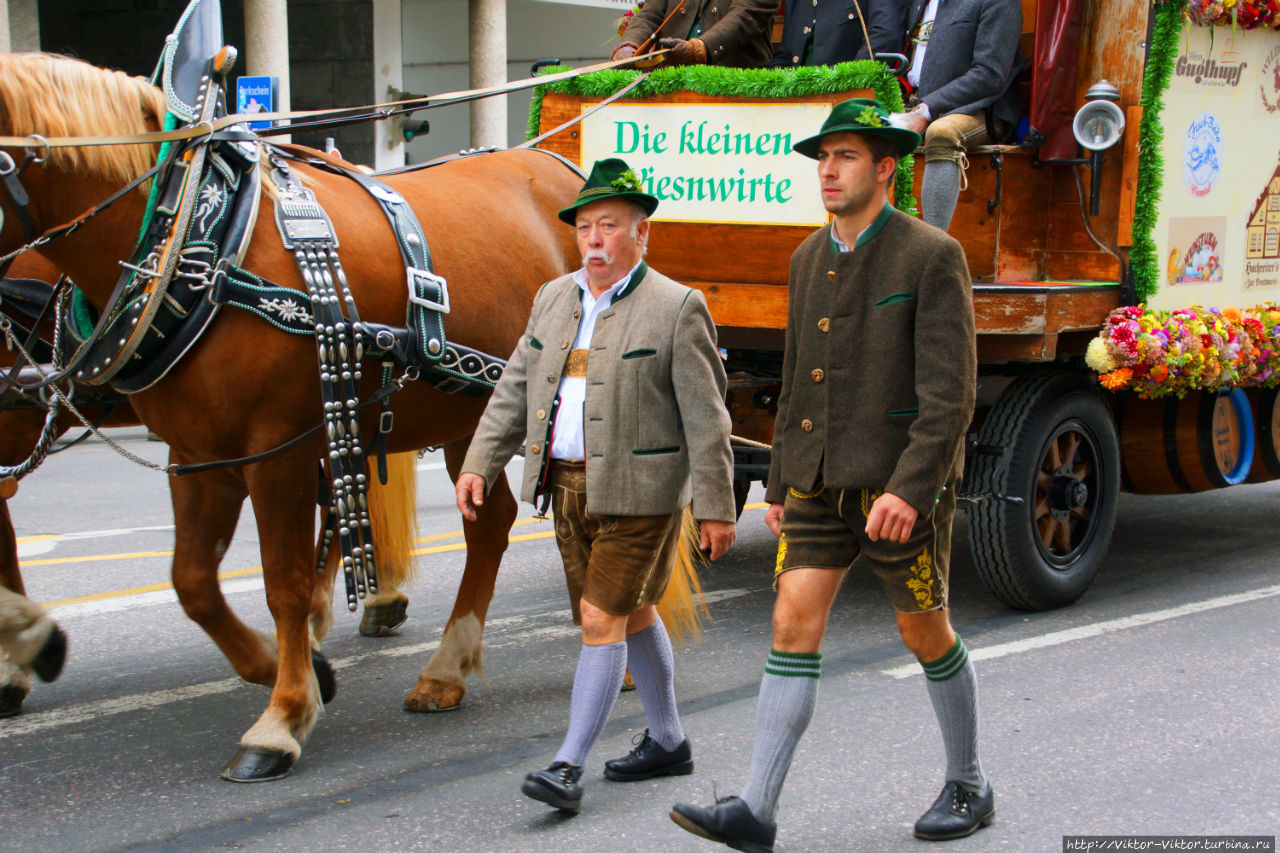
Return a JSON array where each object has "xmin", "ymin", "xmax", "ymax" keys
[
  {"xmin": 558, "ymin": 158, "xmax": 659, "ymax": 225},
  {"xmin": 792, "ymin": 98, "xmax": 921, "ymax": 160}
]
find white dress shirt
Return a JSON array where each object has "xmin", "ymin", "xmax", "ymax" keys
[{"xmin": 548, "ymin": 260, "xmax": 644, "ymax": 460}]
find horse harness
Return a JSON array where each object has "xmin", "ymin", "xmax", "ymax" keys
[{"xmin": 4, "ymin": 40, "xmax": 517, "ymax": 612}]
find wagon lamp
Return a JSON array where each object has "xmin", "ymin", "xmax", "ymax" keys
[{"xmin": 1071, "ymin": 80, "xmax": 1126, "ymax": 215}]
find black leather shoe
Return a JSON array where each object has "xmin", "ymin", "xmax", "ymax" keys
[
  {"xmin": 670, "ymin": 796, "xmax": 776, "ymax": 853},
  {"xmin": 521, "ymin": 761, "xmax": 584, "ymax": 813},
  {"xmin": 913, "ymin": 780, "xmax": 995, "ymax": 840},
  {"xmin": 604, "ymin": 729, "xmax": 694, "ymax": 781}
]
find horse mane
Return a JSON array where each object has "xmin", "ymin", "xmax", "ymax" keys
[{"xmin": 0, "ymin": 52, "xmax": 166, "ymax": 187}]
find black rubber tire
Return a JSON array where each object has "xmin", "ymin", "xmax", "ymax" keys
[{"xmin": 969, "ymin": 373, "xmax": 1120, "ymax": 610}]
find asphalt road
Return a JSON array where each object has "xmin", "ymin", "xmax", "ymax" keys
[{"xmin": 2, "ymin": 427, "xmax": 1277, "ymax": 852}]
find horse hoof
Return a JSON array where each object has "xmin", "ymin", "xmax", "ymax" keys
[
  {"xmin": 403, "ymin": 678, "xmax": 465, "ymax": 713},
  {"xmin": 0, "ymin": 684, "xmax": 27, "ymax": 718},
  {"xmin": 220, "ymin": 747, "xmax": 294, "ymax": 782},
  {"xmin": 312, "ymin": 650, "xmax": 337, "ymax": 705},
  {"xmin": 359, "ymin": 598, "xmax": 408, "ymax": 637},
  {"xmin": 32, "ymin": 625, "xmax": 67, "ymax": 683}
]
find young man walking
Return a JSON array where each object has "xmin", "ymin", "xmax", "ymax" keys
[{"xmin": 671, "ymin": 99, "xmax": 988, "ymax": 851}]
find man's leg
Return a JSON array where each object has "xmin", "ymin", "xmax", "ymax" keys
[
  {"xmin": 739, "ymin": 567, "xmax": 844, "ymax": 821},
  {"xmin": 918, "ymin": 113, "xmax": 988, "ymax": 232},
  {"xmin": 671, "ymin": 567, "xmax": 844, "ymax": 853},
  {"xmin": 898, "ymin": 609, "xmax": 993, "ymax": 839},
  {"xmin": 554, "ymin": 600, "xmax": 630, "ymax": 767}
]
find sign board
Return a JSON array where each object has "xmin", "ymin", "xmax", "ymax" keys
[
  {"xmin": 1150, "ymin": 26, "xmax": 1280, "ymax": 308},
  {"xmin": 235, "ymin": 75, "xmax": 276, "ymax": 131},
  {"xmin": 579, "ymin": 102, "xmax": 833, "ymax": 227},
  {"xmin": 527, "ymin": 0, "xmax": 634, "ymax": 9}
]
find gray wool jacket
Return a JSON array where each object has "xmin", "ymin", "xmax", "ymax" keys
[
  {"xmin": 461, "ymin": 263, "xmax": 736, "ymax": 522},
  {"xmin": 905, "ymin": 0, "xmax": 1024, "ymax": 126}
]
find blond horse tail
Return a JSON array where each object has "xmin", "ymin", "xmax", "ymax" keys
[
  {"xmin": 366, "ymin": 453, "xmax": 419, "ymax": 592},
  {"xmin": 656, "ymin": 506, "xmax": 710, "ymax": 645}
]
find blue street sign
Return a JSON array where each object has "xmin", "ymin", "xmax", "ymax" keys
[{"xmin": 235, "ymin": 76, "xmax": 276, "ymax": 131}]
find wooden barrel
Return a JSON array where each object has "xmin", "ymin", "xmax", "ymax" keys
[
  {"xmin": 1246, "ymin": 387, "xmax": 1280, "ymax": 483},
  {"xmin": 1117, "ymin": 388, "xmax": 1255, "ymax": 494}
]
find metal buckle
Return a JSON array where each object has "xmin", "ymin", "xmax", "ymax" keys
[
  {"xmin": 379, "ymin": 409, "xmax": 394, "ymax": 434},
  {"xmin": 0, "ymin": 151, "xmax": 15, "ymax": 177},
  {"xmin": 407, "ymin": 267, "xmax": 450, "ymax": 314}
]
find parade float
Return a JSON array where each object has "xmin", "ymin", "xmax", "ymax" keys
[{"xmin": 531, "ymin": 0, "xmax": 1280, "ymax": 610}]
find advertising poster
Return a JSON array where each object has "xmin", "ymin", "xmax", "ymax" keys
[{"xmin": 1150, "ymin": 25, "xmax": 1280, "ymax": 309}]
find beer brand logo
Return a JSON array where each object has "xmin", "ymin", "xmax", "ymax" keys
[
  {"xmin": 1183, "ymin": 112, "xmax": 1222, "ymax": 198},
  {"xmin": 1176, "ymin": 51, "xmax": 1248, "ymax": 87},
  {"xmin": 1167, "ymin": 231, "xmax": 1223, "ymax": 285},
  {"xmin": 1261, "ymin": 45, "xmax": 1280, "ymax": 113}
]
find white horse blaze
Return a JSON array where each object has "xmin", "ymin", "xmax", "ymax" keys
[{"xmin": 418, "ymin": 612, "xmax": 483, "ymax": 684}]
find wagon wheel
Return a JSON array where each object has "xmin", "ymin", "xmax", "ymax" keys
[{"xmin": 968, "ymin": 373, "xmax": 1120, "ymax": 611}]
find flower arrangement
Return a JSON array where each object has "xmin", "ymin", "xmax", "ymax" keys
[
  {"xmin": 1176, "ymin": 0, "xmax": 1280, "ymax": 30},
  {"xmin": 1086, "ymin": 303, "xmax": 1280, "ymax": 397},
  {"xmin": 616, "ymin": 0, "xmax": 645, "ymax": 39}
]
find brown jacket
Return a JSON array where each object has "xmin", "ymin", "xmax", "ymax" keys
[
  {"xmin": 462, "ymin": 263, "xmax": 736, "ymax": 522},
  {"xmin": 622, "ymin": 0, "xmax": 779, "ymax": 67},
  {"xmin": 764, "ymin": 206, "xmax": 976, "ymax": 516}
]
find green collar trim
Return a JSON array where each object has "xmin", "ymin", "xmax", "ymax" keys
[
  {"xmin": 829, "ymin": 202, "xmax": 894, "ymax": 254},
  {"xmin": 613, "ymin": 260, "xmax": 648, "ymax": 303}
]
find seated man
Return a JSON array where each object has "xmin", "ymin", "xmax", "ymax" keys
[
  {"xmin": 898, "ymin": 0, "xmax": 1023, "ymax": 232},
  {"xmin": 611, "ymin": 0, "xmax": 778, "ymax": 67},
  {"xmin": 770, "ymin": 0, "xmax": 904, "ymax": 69}
]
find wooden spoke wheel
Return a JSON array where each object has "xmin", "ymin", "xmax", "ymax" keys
[{"xmin": 969, "ymin": 373, "xmax": 1120, "ymax": 611}]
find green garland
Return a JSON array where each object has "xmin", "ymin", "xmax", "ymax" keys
[
  {"xmin": 527, "ymin": 61, "xmax": 916, "ymax": 214},
  {"xmin": 1131, "ymin": 0, "xmax": 1187, "ymax": 301}
]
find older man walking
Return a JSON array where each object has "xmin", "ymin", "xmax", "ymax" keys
[{"xmin": 457, "ymin": 158, "xmax": 736, "ymax": 815}]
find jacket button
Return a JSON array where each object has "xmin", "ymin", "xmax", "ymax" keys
[
  {"xmin": 827, "ymin": 270, "xmax": 836, "ymax": 282},
  {"xmin": 801, "ymin": 419, "xmax": 813, "ymax": 432},
  {"xmin": 573, "ymin": 309, "xmax": 581, "ymax": 318},
  {"xmin": 818, "ymin": 317, "xmax": 830, "ymax": 332},
  {"xmin": 561, "ymin": 339, "xmax": 570, "ymax": 349},
  {"xmin": 547, "ymin": 374, "xmax": 557, "ymax": 383},
  {"xmin": 536, "ymin": 408, "xmax": 546, "ymax": 420},
  {"xmin": 811, "ymin": 368, "xmax": 824, "ymax": 383},
  {"xmin": 803, "ymin": 25, "xmax": 811, "ymax": 33},
  {"xmin": 792, "ymin": 55, "xmax": 800, "ymax": 63},
  {"xmin": 530, "ymin": 444, "xmax": 541, "ymax": 455}
]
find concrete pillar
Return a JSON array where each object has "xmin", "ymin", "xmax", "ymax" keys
[
  {"xmin": 372, "ymin": 0, "xmax": 406, "ymax": 170},
  {"xmin": 244, "ymin": 0, "xmax": 291, "ymax": 143},
  {"xmin": 468, "ymin": 0, "xmax": 508, "ymax": 149},
  {"xmin": 8, "ymin": 0, "xmax": 38, "ymax": 52}
]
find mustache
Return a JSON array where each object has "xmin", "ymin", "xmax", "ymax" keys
[{"xmin": 583, "ymin": 249, "xmax": 614, "ymax": 264}]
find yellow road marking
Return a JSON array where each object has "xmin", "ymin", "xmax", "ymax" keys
[
  {"xmin": 15, "ymin": 533, "xmax": 57, "ymax": 545},
  {"xmin": 30, "ymin": 504, "xmax": 765, "ymax": 608}
]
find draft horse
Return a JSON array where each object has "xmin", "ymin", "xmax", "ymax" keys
[
  {"xmin": 0, "ymin": 253, "xmax": 420, "ymax": 717},
  {"xmin": 0, "ymin": 52, "xmax": 582, "ymax": 780}
]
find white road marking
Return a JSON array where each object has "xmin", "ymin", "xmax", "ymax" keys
[
  {"xmin": 1, "ymin": 588, "xmax": 754, "ymax": 739},
  {"xmin": 17, "ymin": 524, "xmax": 176, "ymax": 558},
  {"xmin": 881, "ymin": 583, "xmax": 1280, "ymax": 679}
]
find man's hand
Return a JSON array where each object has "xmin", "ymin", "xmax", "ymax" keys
[
  {"xmin": 610, "ymin": 42, "xmax": 638, "ymax": 61},
  {"xmin": 699, "ymin": 519, "xmax": 736, "ymax": 561},
  {"xmin": 655, "ymin": 36, "xmax": 708, "ymax": 66},
  {"xmin": 455, "ymin": 473, "xmax": 487, "ymax": 522},
  {"xmin": 865, "ymin": 492, "xmax": 918, "ymax": 543},
  {"xmin": 764, "ymin": 502, "xmax": 784, "ymax": 537}
]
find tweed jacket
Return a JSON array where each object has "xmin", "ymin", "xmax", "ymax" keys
[
  {"xmin": 905, "ymin": 0, "xmax": 1023, "ymax": 126},
  {"xmin": 462, "ymin": 264, "xmax": 736, "ymax": 522},
  {"xmin": 623, "ymin": 0, "xmax": 778, "ymax": 67},
  {"xmin": 770, "ymin": 0, "xmax": 903, "ymax": 68},
  {"xmin": 764, "ymin": 205, "xmax": 976, "ymax": 517}
]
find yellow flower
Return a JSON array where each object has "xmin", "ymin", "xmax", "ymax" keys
[{"xmin": 1086, "ymin": 337, "xmax": 1117, "ymax": 373}]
